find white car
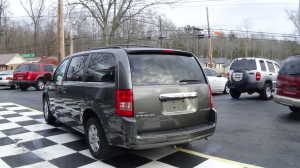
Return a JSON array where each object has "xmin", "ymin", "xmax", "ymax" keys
[{"xmin": 203, "ymin": 67, "xmax": 229, "ymax": 94}]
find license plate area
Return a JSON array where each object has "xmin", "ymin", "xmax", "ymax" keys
[
  {"xmin": 161, "ymin": 98, "xmax": 198, "ymax": 115},
  {"xmin": 233, "ymin": 73, "xmax": 243, "ymax": 81}
]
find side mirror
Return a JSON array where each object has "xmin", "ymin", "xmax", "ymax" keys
[{"xmin": 44, "ymin": 73, "xmax": 52, "ymax": 82}]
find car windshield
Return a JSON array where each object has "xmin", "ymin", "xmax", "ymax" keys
[
  {"xmin": 0, "ymin": 70, "xmax": 13, "ymax": 75},
  {"xmin": 230, "ymin": 59, "xmax": 257, "ymax": 71},
  {"xmin": 128, "ymin": 54, "xmax": 205, "ymax": 85},
  {"xmin": 279, "ymin": 57, "xmax": 300, "ymax": 76}
]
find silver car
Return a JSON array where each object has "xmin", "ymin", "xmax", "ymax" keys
[{"xmin": 0, "ymin": 70, "xmax": 18, "ymax": 89}]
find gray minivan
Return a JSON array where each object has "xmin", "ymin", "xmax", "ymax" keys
[{"xmin": 43, "ymin": 46, "xmax": 217, "ymax": 159}]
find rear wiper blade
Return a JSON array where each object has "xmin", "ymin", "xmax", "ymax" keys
[
  {"xmin": 179, "ymin": 79, "xmax": 202, "ymax": 83},
  {"xmin": 288, "ymin": 73, "xmax": 300, "ymax": 76}
]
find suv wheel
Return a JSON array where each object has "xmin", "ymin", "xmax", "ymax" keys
[
  {"xmin": 19, "ymin": 85, "xmax": 29, "ymax": 91},
  {"xmin": 261, "ymin": 83, "xmax": 272, "ymax": 100},
  {"xmin": 36, "ymin": 79, "xmax": 45, "ymax": 91},
  {"xmin": 223, "ymin": 82, "xmax": 229, "ymax": 94},
  {"xmin": 43, "ymin": 97, "xmax": 56, "ymax": 124},
  {"xmin": 85, "ymin": 117, "xmax": 112, "ymax": 159},
  {"xmin": 230, "ymin": 89, "xmax": 241, "ymax": 99}
]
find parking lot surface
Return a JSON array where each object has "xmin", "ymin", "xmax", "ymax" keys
[{"xmin": 0, "ymin": 87, "xmax": 300, "ymax": 168}]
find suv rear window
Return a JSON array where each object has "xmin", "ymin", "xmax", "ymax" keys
[
  {"xmin": 15, "ymin": 64, "xmax": 30, "ymax": 72},
  {"xmin": 230, "ymin": 59, "xmax": 257, "ymax": 71},
  {"xmin": 279, "ymin": 57, "xmax": 300, "ymax": 76},
  {"xmin": 128, "ymin": 54, "xmax": 205, "ymax": 85}
]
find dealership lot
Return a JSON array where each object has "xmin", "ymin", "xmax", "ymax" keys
[{"xmin": 0, "ymin": 87, "xmax": 299, "ymax": 168}]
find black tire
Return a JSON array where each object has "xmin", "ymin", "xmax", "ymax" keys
[
  {"xmin": 43, "ymin": 97, "xmax": 56, "ymax": 124},
  {"xmin": 260, "ymin": 83, "xmax": 272, "ymax": 100},
  {"xmin": 231, "ymin": 70, "xmax": 248, "ymax": 86},
  {"xmin": 36, "ymin": 79, "xmax": 45, "ymax": 91},
  {"xmin": 289, "ymin": 106, "xmax": 300, "ymax": 113},
  {"xmin": 85, "ymin": 117, "xmax": 112, "ymax": 159},
  {"xmin": 230, "ymin": 89, "xmax": 241, "ymax": 99},
  {"xmin": 223, "ymin": 82, "xmax": 229, "ymax": 94},
  {"xmin": 19, "ymin": 84, "xmax": 29, "ymax": 91}
]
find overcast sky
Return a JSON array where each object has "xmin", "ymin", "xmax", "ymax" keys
[{"xmin": 10, "ymin": 0, "xmax": 298, "ymax": 35}]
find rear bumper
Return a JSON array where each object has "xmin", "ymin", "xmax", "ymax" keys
[
  {"xmin": 14, "ymin": 80, "xmax": 36, "ymax": 86},
  {"xmin": 274, "ymin": 94, "xmax": 300, "ymax": 108},
  {"xmin": 125, "ymin": 108, "xmax": 217, "ymax": 149},
  {"xmin": 0, "ymin": 80, "xmax": 13, "ymax": 86},
  {"xmin": 228, "ymin": 81, "xmax": 264, "ymax": 92}
]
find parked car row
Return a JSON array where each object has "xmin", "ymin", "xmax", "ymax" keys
[{"xmin": 0, "ymin": 63, "xmax": 56, "ymax": 91}]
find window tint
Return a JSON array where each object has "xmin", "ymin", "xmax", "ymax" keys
[
  {"xmin": 15, "ymin": 64, "xmax": 30, "ymax": 72},
  {"xmin": 66, "ymin": 56, "xmax": 87, "ymax": 81},
  {"xmin": 230, "ymin": 59, "xmax": 257, "ymax": 70},
  {"xmin": 279, "ymin": 57, "xmax": 300, "ymax": 76},
  {"xmin": 128, "ymin": 54, "xmax": 205, "ymax": 85},
  {"xmin": 209, "ymin": 69, "xmax": 220, "ymax": 77},
  {"xmin": 267, "ymin": 61, "xmax": 275, "ymax": 73},
  {"xmin": 43, "ymin": 65, "xmax": 53, "ymax": 72},
  {"xmin": 86, "ymin": 53, "xmax": 115, "ymax": 82},
  {"xmin": 53, "ymin": 59, "xmax": 69, "ymax": 85},
  {"xmin": 274, "ymin": 64, "xmax": 280, "ymax": 73},
  {"xmin": 203, "ymin": 68, "xmax": 211, "ymax": 76},
  {"xmin": 259, "ymin": 60, "xmax": 266, "ymax": 72},
  {"xmin": 30, "ymin": 64, "xmax": 40, "ymax": 72}
]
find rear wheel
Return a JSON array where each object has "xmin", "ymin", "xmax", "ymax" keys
[
  {"xmin": 230, "ymin": 89, "xmax": 241, "ymax": 99},
  {"xmin": 19, "ymin": 84, "xmax": 29, "ymax": 91},
  {"xmin": 36, "ymin": 79, "xmax": 45, "ymax": 91},
  {"xmin": 85, "ymin": 117, "xmax": 112, "ymax": 159},
  {"xmin": 261, "ymin": 83, "xmax": 272, "ymax": 100},
  {"xmin": 43, "ymin": 97, "xmax": 56, "ymax": 124},
  {"xmin": 289, "ymin": 106, "xmax": 300, "ymax": 113}
]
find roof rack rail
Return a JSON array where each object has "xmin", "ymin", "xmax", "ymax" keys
[{"xmin": 88, "ymin": 44, "xmax": 154, "ymax": 50}]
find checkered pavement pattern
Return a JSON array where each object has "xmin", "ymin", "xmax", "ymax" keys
[{"xmin": 0, "ymin": 102, "xmax": 246, "ymax": 168}]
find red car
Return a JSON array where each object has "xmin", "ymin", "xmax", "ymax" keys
[
  {"xmin": 274, "ymin": 56, "xmax": 300, "ymax": 112},
  {"xmin": 13, "ymin": 63, "xmax": 56, "ymax": 91}
]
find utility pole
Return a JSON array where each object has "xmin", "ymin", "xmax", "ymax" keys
[
  {"xmin": 158, "ymin": 16, "xmax": 163, "ymax": 48},
  {"xmin": 206, "ymin": 7, "xmax": 213, "ymax": 68},
  {"xmin": 69, "ymin": 17, "xmax": 74, "ymax": 55},
  {"xmin": 57, "ymin": 0, "xmax": 65, "ymax": 63}
]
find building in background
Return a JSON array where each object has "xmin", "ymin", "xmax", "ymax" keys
[{"xmin": 0, "ymin": 53, "xmax": 28, "ymax": 71}]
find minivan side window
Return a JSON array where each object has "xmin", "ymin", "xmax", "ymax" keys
[
  {"xmin": 267, "ymin": 61, "xmax": 275, "ymax": 73},
  {"xmin": 53, "ymin": 59, "xmax": 69, "ymax": 85},
  {"xmin": 86, "ymin": 53, "xmax": 115, "ymax": 82},
  {"xmin": 66, "ymin": 56, "xmax": 87, "ymax": 81},
  {"xmin": 259, "ymin": 60, "xmax": 266, "ymax": 72}
]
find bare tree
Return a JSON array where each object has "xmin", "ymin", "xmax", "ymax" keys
[
  {"xmin": 0, "ymin": 0, "xmax": 10, "ymax": 39},
  {"xmin": 20, "ymin": 0, "xmax": 46, "ymax": 56},
  {"xmin": 286, "ymin": 9, "xmax": 300, "ymax": 34},
  {"xmin": 68, "ymin": 0, "xmax": 177, "ymax": 46}
]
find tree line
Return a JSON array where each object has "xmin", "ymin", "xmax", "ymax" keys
[{"xmin": 0, "ymin": 0, "xmax": 299, "ymax": 61}]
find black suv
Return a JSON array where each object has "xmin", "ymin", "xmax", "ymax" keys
[{"xmin": 43, "ymin": 46, "xmax": 217, "ymax": 159}]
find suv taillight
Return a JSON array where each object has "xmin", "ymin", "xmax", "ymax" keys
[
  {"xmin": 116, "ymin": 89, "xmax": 133, "ymax": 117},
  {"xmin": 256, "ymin": 72, "xmax": 261, "ymax": 81},
  {"xmin": 26, "ymin": 72, "xmax": 33, "ymax": 80},
  {"xmin": 226, "ymin": 72, "xmax": 229, "ymax": 79},
  {"xmin": 209, "ymin": 86, "xmax": 214, "ymax": 108},
  {"xmin": 6, "ymin": 77, "xmax": 11, "ymax": 80}
]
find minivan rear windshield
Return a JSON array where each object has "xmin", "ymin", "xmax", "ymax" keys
[
  {"xmin": 230, "ymin": 59, "xmax": 257, "ymax": 71},
  {"xmin": 128, "ymin": 54, "xmax": 205, "ymax": 85},
  {"xmin": 279, "ymin": 57, "xmax": 300, "ymax": 76}
]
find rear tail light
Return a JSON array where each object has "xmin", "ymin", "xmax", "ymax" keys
[
  {"xmin": 116, "ymin": 89, "xmax": 134, "ymax": 117},
  {"xmin": 226, "ymin": 72, "xmax": 230, "ymax": 79},
  {"xmin": 5, "ymin": 77, "xmax": 11, "ymax": 80},
  {"xmin": 256, "ymin": 72, "xmax": 261, "ymax": 81},
  {"xmin": 26, "ymin": 72, "xmax": 33, "ymax": 80},
  {"xmin": 208, "ymin": 86, "xmax": 214, "ymax": 109}
]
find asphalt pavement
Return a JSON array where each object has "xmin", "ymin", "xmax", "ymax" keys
[{"xmin": 0, "ymin": 86, "xmax": 300, "ymax": 168}]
